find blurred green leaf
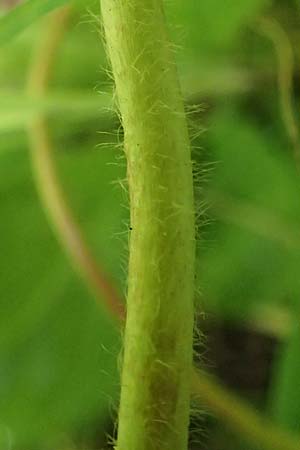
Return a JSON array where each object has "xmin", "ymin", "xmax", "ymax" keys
[
  {"xmin": 0, "ymin": 141, "xmax": 126, "ymax": 447},
  {"xmin": 0, "ymin": 0, "xmax": 70, "ymax": 47},
  {"xmin": 269, "ymin": 323, "xmax": 300, "ymax": 433},
  {"xmin": 0, "ymin": 90, "xmax": 112, "ymax": 132},
  {"xmin": 169, "ymin": 0, "xmax": 271, "ymax": 56},
  {"xmin": 200, "ymin": 108, "xmax": 300, "ymax": 319}
]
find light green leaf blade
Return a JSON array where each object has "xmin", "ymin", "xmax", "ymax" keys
[
  {"xmin": 269, "ymin": 323, "xmax": 300, "ymax": 433},
  {"xmin": 199, "ymin": 108, "xmax": 300, "ymax": 319},
  {"xmin": 0, "ymin": 0, "xmax": 70, "ymax": 46},
  {"xmin": 0, "ymin": 138, "xmax": 126, "ymax": 447}
]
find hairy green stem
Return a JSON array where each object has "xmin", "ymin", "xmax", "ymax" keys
[{"xmin": 100, "ymin": 1, "xmax": 195, "ymax": 449}]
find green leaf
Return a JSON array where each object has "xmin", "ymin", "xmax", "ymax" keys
[
  {"xmin": 269, "ymin": 323, "xmax": 300, "ymax": 433},
  {"xmin": 0, "ymin": 141, "xmax": 126, "ymax": 447},
  {"xmin": 169, "ymin": 0, "xmax": 271, "ymax": 55},
  {"xmin": 0, "ymin": 0, "xmax": 70, "ymax": 47},
  {"xmin": 0, "ymin": 90, "xmax": 112, "ymax": 133},
  {"xmin": 199, "ymin": 108, "xmax": 300, "ymax": 319}
]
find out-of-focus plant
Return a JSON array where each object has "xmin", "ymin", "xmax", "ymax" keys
[{"xmin": 2, "ymin": 1, "xmax": 300, "ymax": 450}]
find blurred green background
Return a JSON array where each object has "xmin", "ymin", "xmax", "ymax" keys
[{"xmin": 1, "ymin": 0, "xmax": 300, "ymax": 449}]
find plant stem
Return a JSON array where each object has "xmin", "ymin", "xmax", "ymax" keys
[{"xmin": 100, "ymin": 1, "xmax": 195, "ymax": 449}]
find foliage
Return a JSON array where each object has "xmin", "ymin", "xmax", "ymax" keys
[{"xmin": 1, "ymin": 0, "xmax": 300, "ymax": 449}]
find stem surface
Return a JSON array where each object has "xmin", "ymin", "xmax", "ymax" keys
[{"xmin": 100, "ymin": 1, "xmax": 195, "ymax": 450}]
